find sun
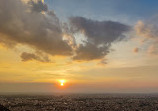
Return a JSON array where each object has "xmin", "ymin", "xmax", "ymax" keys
[
  {"xmin": 59, "ymin": 80, "xmax": 65, "ymax": 86},
  {"xmin": 56, "ymin": 79, "xmax": 69, "ymax": 88},
  {"xmin": 60, "ymin": 82, "xmax": 64, "ymax": 86}
]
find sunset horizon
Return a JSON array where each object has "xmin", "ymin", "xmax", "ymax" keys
[
  {"xmin": 1, "ymin": 0, "xmax": 158, "ymax": 110},
  {"xmin": 0, "ymin": 0, "xmax": 158, "ymax": 94}
]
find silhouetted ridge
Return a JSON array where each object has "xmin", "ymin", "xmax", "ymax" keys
[{"xmin": 0, "ymin": 104, "xmax": 10, "ymax": 111}]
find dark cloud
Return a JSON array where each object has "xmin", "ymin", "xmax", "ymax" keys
[
  {"xmin": 28, "ymin": 0, "xmax": 48, "ymax": 12},
  {"xmin": 21, "ymin": 52, "xmax": 50, "ymax": 62},
  {"xmin": 73, "ymin": 42, "xmax": 109, "ymax": 61},
  {"xmin": 0, "ymin": 0, "xmax": 72, "ymax": 57},
  {"xmin": 70, "ymin": 17, "xmax": 130, "ymax": 61},
  {"xmin": 70, "ymin": 17, "xmax": 130, "ymax": 45}
]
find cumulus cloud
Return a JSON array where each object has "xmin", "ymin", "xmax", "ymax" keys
[
  {"xmin": 0, "ymin": 0, "xmax": 72, "ymax": 58},
  {"xmin": 21, "ymin": 52, "xmax": 50, "ymax": 62},
  {"xmin": 70, "ymin": 17, "xmax": 130, "ymax": 61},
  {"xmin": 0, "ymin": 0, "xmax": 131, "ymax": 62}
]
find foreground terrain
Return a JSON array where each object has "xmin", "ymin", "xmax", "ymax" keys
[{"xmin": 0, "ymin": 94, "xmax": 158, "ymax": 111}]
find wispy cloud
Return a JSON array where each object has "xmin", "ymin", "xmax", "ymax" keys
[{"xmin": 135, "ymin": 17, "xmax": 158, "ymax": 55}]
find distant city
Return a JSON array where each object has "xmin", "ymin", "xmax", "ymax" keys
[{"xmin": 0, "ymin": 94, "xmax": 158, "ymax": 111}]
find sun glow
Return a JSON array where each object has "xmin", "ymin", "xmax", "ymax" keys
[{"xmin": 59, "ymin": 80, "xmax": 66, "ymax": 86}]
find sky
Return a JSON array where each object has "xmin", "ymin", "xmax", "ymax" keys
[{"xmin": 0, "ymin": 0, "xmax": 158, "ymax": 93}]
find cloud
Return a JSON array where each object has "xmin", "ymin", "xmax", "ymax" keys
[
  {"xmin": 133, "ymin": 47, "xmax": 139, "ymax": 53},
  {"xmin": 135, "ymin": 21, "xmax": 158, "ymax": 39},
  {"xmin": 0, "ymin": 0, "xmax": 72, "ymax": 57},
  {"xmin": 21, "ymin": 52, "xmax": 51, "ymax": 62},
  {"xmin": 147, "ymin": 45, "xmax": 158, "ymax": 55},
  {"xmin": 73, "ymin": 42, "xmax": 109, "ymax": 61},
  {"xmin": 70, "ymin": 17, "xmax": 130, "ymax": 61},
  {"xmin": 28, "ymin": 0, "xmax": 48, "ymax": 12},
  {"xmin": 135, "ymin": 18, "xmax": 158, "ymax": 55},
  {"xmin": 0, "ymin": 0, "xmax": 131, "ymax": 63}
]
